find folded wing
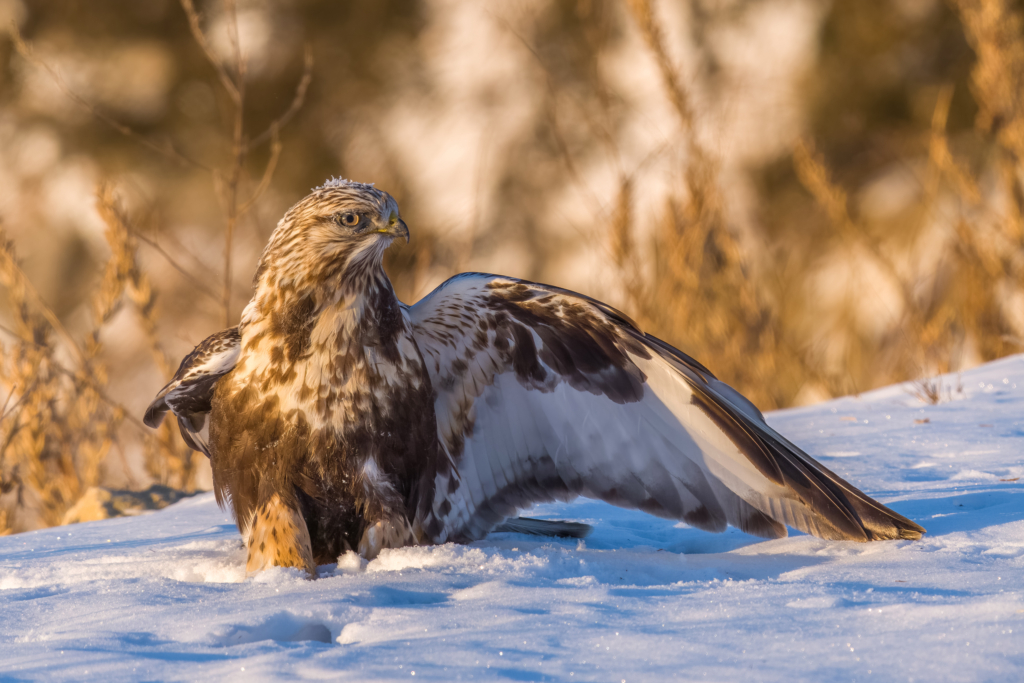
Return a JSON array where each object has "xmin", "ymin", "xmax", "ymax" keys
[
  {"xmin": 407, "ymin": 274, "xmax": 925, "ymax": 544},
  {"xmin": 143, "ymin": 327, "xmax": 241, "ymax": 457}
]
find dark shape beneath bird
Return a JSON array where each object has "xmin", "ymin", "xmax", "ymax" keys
[{"xmin": 144, "ymin": 179, "xmax": 925, "ymax": 578}]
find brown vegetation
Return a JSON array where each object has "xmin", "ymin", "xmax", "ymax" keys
[
  {"xmin": 609, "ymin": 0, "xmax": 1024, "ymax": 409},
  {"xmin": 1, "ymin": 0, "xmax": 1023, "ymax": 532},
  {"xmin": 0, "ymin": 0, "xmax": 310, "ymax": 532}
]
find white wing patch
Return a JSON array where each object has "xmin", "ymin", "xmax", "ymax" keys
[{"xmin": 409, "ymin": 273, "xmax": 925, "ymax": 545}]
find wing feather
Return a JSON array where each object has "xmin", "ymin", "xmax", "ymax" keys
[
  {"xmin": 143, "ymin": 327, "xmax": 241, "ymax": 457},
  {"xmin": 408, "ymin": 273, "xmax": 925, "ymax": 544}
]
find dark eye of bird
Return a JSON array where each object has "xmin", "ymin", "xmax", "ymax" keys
[{"xmin": 337, "ymin": 212, "xmax": 359, "ymax": 227}]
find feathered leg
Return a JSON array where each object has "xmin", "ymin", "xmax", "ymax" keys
[
  {"xmin": 357, "ymin": 518, "xmax": 417, "ymax": 560},
  {"xmin": 244, "ymin": 493, "xmax": 316, "ymax": 578}
]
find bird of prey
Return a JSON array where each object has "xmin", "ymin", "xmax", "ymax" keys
[{"xmin": 144, "ymin": 179, "xmax": 924, "ymax": 578}]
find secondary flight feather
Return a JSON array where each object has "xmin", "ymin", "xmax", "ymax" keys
[{"xmin": 145, "ymin": 179, "xmax": 924, "ymax": 577}]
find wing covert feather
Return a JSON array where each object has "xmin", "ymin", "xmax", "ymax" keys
[
  {"xmin": 143, "ymin": 327, "xmax": 241, "ymax": 457},
  {"xmin": 408, "ymin": 273, "xmax": 924, "ymax": 544}
]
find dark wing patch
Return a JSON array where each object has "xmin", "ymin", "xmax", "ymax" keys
[
  {"xmin": 485, "ymin": 280, "xmax": 651, "ymax": 404},
  {"xmin": 144, "ymin": 327, "xmax": 241, "ymax": 457}
]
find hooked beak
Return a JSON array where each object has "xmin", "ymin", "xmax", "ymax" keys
[{"xmin": 379, "ymin": 217, "xmax": 409, "ymax": 243}]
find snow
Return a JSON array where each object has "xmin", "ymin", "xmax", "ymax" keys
[{"xmin": 3, "ymin": 357, "xmax": 1024, "ymax": 682}]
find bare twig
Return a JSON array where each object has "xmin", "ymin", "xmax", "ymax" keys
[
  {"xmin": 0, "ymin": 323, "xmax": 30, "ymax": 344},
  {"xmin": 247, "ymin": 46, "xmax": 315, "ymax": 151},
  {"xmin": 0, "ymin": 385, "xmax": 17, "ymax": 423},
  {"xmin": 126, "ymin": 229, "xmax": 221, "ymax": 304},
  {"xmin": 95, "ymin": 185, "xmax": 181, "ymax": 378},
  {"xmin": 238, "ymin": 126, "xmax": 282, "ymax": 216},
  {"xmin": 10, "ymin": 27, "xmax": 206, "ymax": 170},
  {"xmin": 179, "ymin": 1, "xmax": 313, "ymax": 325},
  {"xmin": 180, "ymin": 0, "xmax": 249, "ymax": 325},
  {"xmin": 494, "ymin": 13, "xmax": 619, "ymax": 164},
  {"xmin": 221, "ymin": 95, "xmax": 246, "ymax": 327},
  {"xmin": 492, "ymin": 13, "xmax": 620, "ymax": 236},
  {"xmin": 222, "ymin": 0, "xmax": 248, "ymax": 327},
  {"xmin": 0, "ymin": 381, "xmax": 39, "ymax": 459},
  {"xmin": 179, "ymin": 0, "xmax": 242, "ymax": 104},
  {"xmin": 186, "ymin": 7, "xmax": 312, "ymax": 325},
  {"xmin": 224, "ymin": 0, "xmax": 243, "ymax": 77}
]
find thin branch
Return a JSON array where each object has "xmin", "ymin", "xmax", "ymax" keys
[
  {"xmin": 221, "ymin": 73, "xmax": 247, "ymax": 327},
  {"xmin": 182, "ymin": 0, "xmax": 250, "ymax": 326},
  {"xmin": 492, "ymin": 14, "xmax": 613, "ymax": 224},
  {"xmin": 492, "ymin": 13, "xmax": 619, "ymax": 157},
  {"xmin": 0, "ymin": 421, "xmax": 25, "ymax": 467},
  {"xmin": 128, "ymin": 228, "xmax": 221, "ymax": 303},
  {"xmin": 179, "ymin": 0, "xmax": 242, "ymax": 103},
  {"xmin": 0, "ymin": 323, "xmax": 28, "ymax": 343},
  {"xmin": 0, "ymin": 384, "xmax": 20, "ymax": 423},
  {"xmin": 178, "ymin": 1, "xmax": 312, "ymax": 326},
  {"xmin": 224, "ymin": 0, "xmax": 243, "ymax": 78},
  {"xmin": 10, "ymin": 26, "xmax": 206, "ymax": 170},
  {"xmin": 0, "ymin": 380, "xmax": 40, "ymax": 434},
  {"xmin": 238, "ymin": 126, "xmax": 282, "ymax": 216},
  {"xmin": 247, "ymin": 46, "xmax": 315, "ymax": 151},
  {"xmin": 123, "ymin": 183, "xmax": 225, "ymax": 292}
]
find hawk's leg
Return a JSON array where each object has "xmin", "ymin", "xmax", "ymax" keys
[
  {"xmin": 357, "ymin": 517, "xmax": 417, "ymax": 560},
  {"xmin": 352, "ymin": 455, "xmax": 421, "ymax": 560},
  {"xmin": 244, "ymin": 493, "xmax": 316, "ymax": 578}
]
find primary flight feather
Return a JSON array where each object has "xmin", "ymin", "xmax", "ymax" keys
[{"xmin": 144, "ymin": 179, "xmax": 924, "ymax": 577}]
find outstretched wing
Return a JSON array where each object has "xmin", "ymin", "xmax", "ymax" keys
[
  {"xmin": 143, "ymin": 328, "xmax": 241, "ymax": 457},
  {"xmin": 408, "ymin": 273, "xmax": 925, "ymax": 544}
]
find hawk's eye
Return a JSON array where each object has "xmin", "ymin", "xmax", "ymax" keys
[{"xmin": 336, "ymin": 212, "xmax": 360, "ymax": 227}]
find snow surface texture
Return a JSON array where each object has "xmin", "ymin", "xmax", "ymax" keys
[{"xmin": 2, "ymin": 357, "xmax": 1023, "ymax": 682}]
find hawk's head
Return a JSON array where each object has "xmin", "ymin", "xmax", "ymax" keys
[{"xmin": 253, "ymin": 178, "xmax": 409, "ymax": 292}]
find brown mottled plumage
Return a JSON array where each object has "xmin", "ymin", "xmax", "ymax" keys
[{"xmin": 146, "ymin": 178, "xmax": 924, "ymax": 578}]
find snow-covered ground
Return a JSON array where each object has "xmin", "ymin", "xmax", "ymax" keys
[{"xmin": 2, "ymin": 358, "xmax": 1023, "ymax": 682}]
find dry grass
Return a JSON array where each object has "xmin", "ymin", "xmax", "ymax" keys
[
  {"xmin": 956, "ymin": 0, "xmax": 1024, "ymax": 223},
  {"xmin": 607, "ymin": 0, "xmax": 1024, "ymax": 409},
  {"xmin": 94, "ymin": 188, "xmax": 199, "ymax": 489},
  {"xmin": 0, "ymin": 0, "xmax": 311, "ymax": 532},
  {"xmin": 0, "ymin": 219, "xmax": 117, "ymax": 532},
  {"xmin": 619, "ymin": 0, "xmax": 805, "ymax": 409},
  {"xmin": 3, "ymin": 0, "xmax": 1024, "ymax": 533},
  {"xmin": 0, "ymin": 185, "xmax": 217, "ymax": 533}
]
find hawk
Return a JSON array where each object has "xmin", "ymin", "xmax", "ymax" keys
[{"xmin": 145, "ymin": 179, "xmax": 924, "ymax": 578}]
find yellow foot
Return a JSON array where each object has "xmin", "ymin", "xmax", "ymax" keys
[{"xmin": 244, "ymin": 493, "xmax": 315, "ymax": 578}]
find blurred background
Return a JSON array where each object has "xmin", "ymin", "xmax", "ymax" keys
[{"xmin": 1, "ymin": 0, "xmax": 1021, "ymax": 532}]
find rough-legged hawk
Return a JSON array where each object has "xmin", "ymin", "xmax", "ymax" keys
[{"xmin": 145, "ymin": 179, "xmax": 924, "ymax": 577}]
